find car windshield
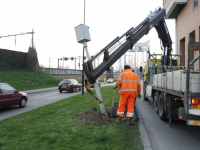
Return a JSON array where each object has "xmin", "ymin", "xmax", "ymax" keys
[
  {"xmin": 60, "ymin": 80, "xmax": 71, "ymax": 84},
  {"xmin": 0, "ymin": 83, "xmax": 16, "ymax": 94}
]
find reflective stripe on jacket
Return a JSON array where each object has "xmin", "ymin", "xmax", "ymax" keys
[{"xmin": 116, "ymin": 69, "xmax": 141, "ymax": 96}]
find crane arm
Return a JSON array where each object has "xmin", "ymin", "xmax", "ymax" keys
[{"xmin": 84, "ymin": 7, "xmax": 172, "ymax": 84}]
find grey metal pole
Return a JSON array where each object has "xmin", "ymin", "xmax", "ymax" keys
[
  {"xmin": 82, "ymin": 0, "xmax": 86, "ymax": 95},
  {"xmin": 49, "ymin": 57, "xmax": 50, "ymax": 68},
  {"xmin": 0, "ymin": 30, "xmax": 34, "ymax": 47},
  {"xmin": 75, "ymin": 57, "xmax": 76, "ymax": 70},
  {"xmin": 84, "ymin": 0, "xmax": 85, "ymax": 24},
  {"xmin": 32, "ymin": 29, "xmax": 34, "ymax": 49},
  {"xmin": 82, "ymin": 48, "xmax": 84, "ymax": 95},
  {"xmin": 58, "ymin": 59, "xmax": 59, "ymax": 69},
  {"xmin": 79, "ymin": 56, "xmax": 80, "ymax": 70},
  {"xmin": 0, "ymin": 32, "xmax": 33, "ymax": 38}
]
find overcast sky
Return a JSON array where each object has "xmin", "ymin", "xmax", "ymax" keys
[{"xmin": 0, "ymin": 0, "xmax": 175, "ymax": 68}]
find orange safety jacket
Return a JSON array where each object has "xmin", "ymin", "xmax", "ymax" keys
[{"xmin": 116, "ymin": 69, "xmax": 141, "ymax": 96}]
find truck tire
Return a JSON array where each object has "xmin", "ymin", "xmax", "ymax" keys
[
  {"xmin": 153, "ymin": 91, "xmax": 159, "ymax": 114},
  {"xmin": 168, "ymin": 95, "xmax": 173, "ymax": 127},
  {"xmin": 158, "ymin": 92, "xmax": 167, "ymax": 120},
  {"xmin": 144, "ymin": 91, "xmax": 148, "ymax": 101},
  {"xmin": 143, "ymin": 83, "xmax": 148, "ymax": 101}
]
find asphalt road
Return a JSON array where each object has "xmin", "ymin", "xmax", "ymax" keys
[
  {"xmin": 137, "ymin": 82, "xmax": 200, "ymax": 150},
  {"xmin": 0, "ymin": 83, "xmax": 114, "ymax": 121},
  {"xmin": 0, "ymin": 89, "xmax": 70, "ymax": 120}
]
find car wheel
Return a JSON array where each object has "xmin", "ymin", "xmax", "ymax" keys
[
  {"xmin": 79, "ymin": 87, "xmax": 81, "ymax": 91},
  {"xmin": 19, "ymin": 98, "xmax": 26, "ymax": 108},
  {"xmin": 99, "ymin": 84, "xmax": 101, "ymax": 87},
  {"xmin": 59, "ymin": 90, "xmax": 62, "ymax": 93},
  {"xmin": 72, "ymin": 87, "xmax": 75, "ymax": 93}
]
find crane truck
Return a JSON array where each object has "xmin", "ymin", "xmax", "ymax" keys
[
  {"xmin": 143, "ymin": 43, "xmax": 200, "ymax": 126},
  {"xmin": 82, "ymin": 7, "xmax": 200, "ymax": 126}
]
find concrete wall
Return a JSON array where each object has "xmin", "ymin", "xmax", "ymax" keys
[
  {"xmin": 0, "ymin": 47, "xmax": 39, "ymax": 70},
  {"xmin": 0, "ymin": 48, "xmax": 27, "ymax": 69}
]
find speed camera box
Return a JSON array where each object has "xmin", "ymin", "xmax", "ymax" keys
[{"xmin": 74, "ymin": 24, "xmax": 91, "ymax": 43}]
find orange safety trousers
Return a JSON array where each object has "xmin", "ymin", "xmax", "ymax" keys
[{"xmin": 117, "ymin": 92, "xmax": 136, "ymax": 117}]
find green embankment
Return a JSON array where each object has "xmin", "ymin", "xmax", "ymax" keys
[{"xmin": 0, "ymin": 70, "xmax": 62, "ymax": 91}]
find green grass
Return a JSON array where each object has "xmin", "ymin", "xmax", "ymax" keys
[
  {"xmin": 0, "ymin": 70, "xmax": 62, "ymax": 91},
  {"xmin": 0, "ymin": 70, "xmax": 143, "ymax": 149},
  {"xmin": 0, "ymin": 86, "xmax": 143, "ymax": 150}
]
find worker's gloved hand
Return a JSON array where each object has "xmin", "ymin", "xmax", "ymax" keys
[
  {"xmin": 138, "ymin": 94, "xmax": 141, "ymax": 98},
  {"xmin": 113, "ymin": 86, "xmax": 117, "ymax": 89}
]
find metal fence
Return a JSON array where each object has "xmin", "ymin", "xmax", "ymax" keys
[
  {"xmin": 41, "ymin": 68, "xmax": 83, "ymax": 75},
  {"xmin": 41, "ymin": 67, "xmax": 144, "ymax": 81}
]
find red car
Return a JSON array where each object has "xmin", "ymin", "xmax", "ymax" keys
[{"xmin": 0, "ymin": 83, "xmax": 28, "ymax": 108}]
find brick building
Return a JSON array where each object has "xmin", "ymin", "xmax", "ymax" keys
[{"xmin": 163, "ymin": 0, "xmax": 200, "ymax": 68}]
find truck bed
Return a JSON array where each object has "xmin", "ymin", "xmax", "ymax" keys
[{"xmin": 153, "ymin": 70, "xmax": 200, "ymax": 94}]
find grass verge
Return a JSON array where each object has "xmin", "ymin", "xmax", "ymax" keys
[
  {"xmin": 0, "ymin": 86, "xmax": 143, "ymax": 150},
  {"xmin": 0, "ymin": 70, "xmax": 61, "ymax": 91}
]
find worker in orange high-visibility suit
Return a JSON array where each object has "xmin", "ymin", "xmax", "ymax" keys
[
  {"xmin": 124, "ymin": 69, "xmax": 141, "ymax": 122},
  {"xmin": 114, "ymin": 65, "xmax": 141, "ymax": 125}
]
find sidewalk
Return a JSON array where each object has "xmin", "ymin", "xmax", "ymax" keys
[{"xmin": 22, "ymin": 87, "xmax": 58, "ymax": 94}]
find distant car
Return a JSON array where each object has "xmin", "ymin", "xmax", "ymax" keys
[
  {"xmin": 107, "ymin": 78, "xmax": 114, "ymax": 83},
  {"xmin": 91, "ymin": 81, "xmax": 101, "ymax": 88},
  {"xmin": 0, "ymin": 83, "xmax": 28, "ymax": 108},
  {"xmin": 58, "ymin": 79, "xmax": 81, "ymax": 93}
]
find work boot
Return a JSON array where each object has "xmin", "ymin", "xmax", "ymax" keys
[
  {"xmin": 127, "ymin": 117, "xmax": 133, "ymax": 125},
  {"xmin": 123, "ymin": 117, "xmax": 127, "ymax": 122},
  {"xmin": 134, "ymin": 117, "xmax": 140, "ymax": 122},
  {"xmin": 116, "ymin": 116, "xmax": 122, "ymax": 124}
]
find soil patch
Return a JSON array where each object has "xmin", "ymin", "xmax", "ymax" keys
[{"xmin": 74, "ymin": 105, "xmax": 118, "ymax": 125}]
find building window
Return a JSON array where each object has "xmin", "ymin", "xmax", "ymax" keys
[{"xmin": 194, "ymin": 0, "xmax": 198, "ymax": 9}]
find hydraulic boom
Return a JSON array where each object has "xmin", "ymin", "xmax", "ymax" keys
[{"xmin": 83, "ymin": 7, "xmax": 172, "ymax": 84}]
